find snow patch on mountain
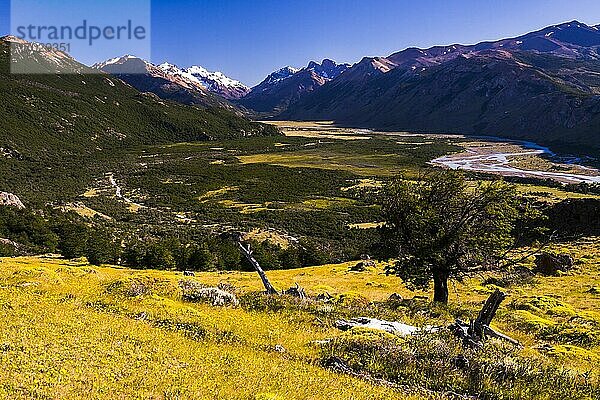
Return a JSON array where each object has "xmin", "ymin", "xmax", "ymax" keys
[
  {"xmin": 304, "ymin": 59, "xmax": 350, "ymax": 79},
  {"xmin": 92, "ymin": 55, "xmax": 143, "ymax": 69},
  {"xmin": 93, "ymin": 55, "xmax": 248, "ymax": 99},
  {"xmin": 252, "ymin": 60, "xmax": 348, "ymax": 93}
]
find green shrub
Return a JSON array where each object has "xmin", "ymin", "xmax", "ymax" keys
[
  {"xmin": 0, "ymin": 206, "xmax": 59, "ymax": 254},
  {"xmin": 53, "ymin": 217, "xmax": 89, "ymax": 259},
  {"xmin": 85, "ymin": 228, "xmax": 121, "ymax": 266}
]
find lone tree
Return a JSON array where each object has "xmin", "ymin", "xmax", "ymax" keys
[{"xmin": 377, "ymin": 171, "xmax": 520, "ymax": 303}]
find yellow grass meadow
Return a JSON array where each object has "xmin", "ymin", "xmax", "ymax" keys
[
  {"xmin": 0, "ymin": 258, "xmax": 410, "ymax": 400},
  {"xmin": 0, "ymin": 237, "xmax": 599, "ymax": 399}
]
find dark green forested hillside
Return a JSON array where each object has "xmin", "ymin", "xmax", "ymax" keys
[
  {"xmin": 0, "ymin": 38, "xmax": 279, "ymax": 160},
  {"xmin": 0, "ymin": 37, "xmax": 279, "ymax": 205}
]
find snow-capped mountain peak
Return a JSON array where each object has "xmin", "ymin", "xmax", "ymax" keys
[
  {"xmin": 94, "ymin": 54, "xmax": 145, "ymax": 66},
  {"xmin": 255, "ymin": 60, "xmax": 349, "ymax": 90},
  {"xmin": 94, "ymin": 55, "xmax": 249, "ymax": 100},
  {"xmin": 157, "ymin": 62, "xmax": 180, "ymax": 72},
  {"xmin": 187, "ymin": 65, "xmax": 248, "ymax": 89},
  {"xmin": 263, "ymin": 66, "xmax": 300, "ymax": 85},
  {"xmin": 92, "ymin": 55, "xmax": 146, "ymax": 69},
  {"xmin": 92, "ymin": 55, "xmax": 159, "ymax": 75},
  {"xmin": 186, "ymin": 65, "xmax": 211, "ymax": 75},
  {"xmin": 157, "ymin": 63, "xmax": 249, "ymax": 99},
  {"xmin": 239, "ymin": 60, "xmax": 349, "ymax": 112}
]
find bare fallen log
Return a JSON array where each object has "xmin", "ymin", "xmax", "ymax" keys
[
  {"xmin": 335, "ymin": 317, "xmax": 437, "ymax": 336},
  {"xmin": 450, "ymin": 319, "xmax": 521, "ymax": 348},
  {"xmin": 450, "ymin": 289, "xmax": 520, "ymax": 347},
  {"xmin": 482, "ymin": 325, "xmax": 521, "ymax": 347}
]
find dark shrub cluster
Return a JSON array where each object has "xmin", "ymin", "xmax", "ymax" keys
[{"xmin": 0, "ymin": 207, "xmax": 59, "ymax": 256}]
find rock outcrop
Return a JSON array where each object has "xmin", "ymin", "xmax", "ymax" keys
[{"xmin": 0, "ymin": 192, "xmax": 25, "ymax": 209}]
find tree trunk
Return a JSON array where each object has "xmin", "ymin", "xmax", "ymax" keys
[
  {"xmin": 450, "ymin": 289, "xmax": 520, "ymax": 347},
  {"xmin": 433, "ymin": 272, "xmax": 449, "ymax": 303},
  {"xmin": 237, "ymin": 242, "xmax": 278, "ymax": 295}
]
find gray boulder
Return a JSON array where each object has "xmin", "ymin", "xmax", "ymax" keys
[
  {"xmin": 0, "ymin": 192, "xmax": 25, "ymax": 209},
  {"xmin": 534, "ymin": 252, "xmax": 574, "ymax": 276}
]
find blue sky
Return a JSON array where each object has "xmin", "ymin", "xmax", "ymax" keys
[{"xmin": 2, "ymin": 0, "xmax": 600, "ymax": 85}]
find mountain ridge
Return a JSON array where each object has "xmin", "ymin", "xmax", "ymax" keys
[
  {"xmin": 157, "ymin": 62, "xmax": 249, "ymax": 100},
  {"xmin": 94, "ymin": 56, "xmax": 249, "ymax": 99},
  {"xmin": 93, "ymin": 55, "xmax": 238, "ymax": 110},
  {"xmin": 237, "ymin": 59, "xmax": 350, "ymax": 114},
  {"xmin": 276, "ymin": 21, "xmax": 600, "ymax": 155}
]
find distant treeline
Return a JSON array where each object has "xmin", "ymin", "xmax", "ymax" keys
[
  {"xmin": 0, "ymin": 206, "xmax": 340, "ymax": 270},
  {"xmin": 544, "ymin": 198, "xmax": 600, "ymax": 238},
  {"xmin": 466, "ymin": 172, "xmax": 600, "ymax": 195},
  {"xmin": 1, "ymin": 196, "xmax": 598, "ymax": 270}
]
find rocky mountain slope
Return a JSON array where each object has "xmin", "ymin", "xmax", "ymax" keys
[
  {"xmin": 93, "ymin": 55, "xmax": 238, "ymax": 110},
  {"xmin": 280, "ymin": 21, "xmax": 600, "ymax": 154},
  {"xmin": 238, "ymin": 60, "xmax": 350, "ymax": 113}
]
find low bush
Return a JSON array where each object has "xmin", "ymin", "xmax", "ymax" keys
[
  {"xmin": 105, "ymin": 276, "xmax": 178, "ymax": 298},
  {"xmin": 179, "ymin": 280, "xmax": 239, "ymax": 307}
]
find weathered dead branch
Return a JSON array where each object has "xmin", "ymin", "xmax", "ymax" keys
[
  {"xmin": 236, "ymin": 241, "xmax": 278, "ymax": 295},
  {"xmin": 334, "ymin": 290, "xmax": 520, "ymax": 347}
]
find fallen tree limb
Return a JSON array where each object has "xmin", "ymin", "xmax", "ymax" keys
[
  {"xmin": 335, "ymin": 317, "xmax": 437, "ymax": 336},
  {"xmin": 334, "ymin": 290, "xmax": 520, "ymax": 347},
  {"xmin": 451, "ymin": 289, "xmax": 520, "ymax": 347},
  {"xmin": 450, "ymin": 319, "xmax": 521, "ymax": 348},
  {"xmin": 483, "ymin": 325, "xmax": 521, "ymax": 347}
]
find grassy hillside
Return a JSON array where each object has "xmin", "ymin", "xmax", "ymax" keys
[
  {"xmin": 0, "ymin": 257, "xmax": 410, "ymax": 400},
  {"xmin": 1, "ymin": 237, "xmax": 599, "ymax": 399}
]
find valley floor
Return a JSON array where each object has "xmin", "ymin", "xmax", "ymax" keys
[
  {"xmin": 269, "ymin": 121, "xmax": 600, "ymax": 184},
  {"xmin": 1, "ymin": 237, "xmax": 599, "ymax": 399}
]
